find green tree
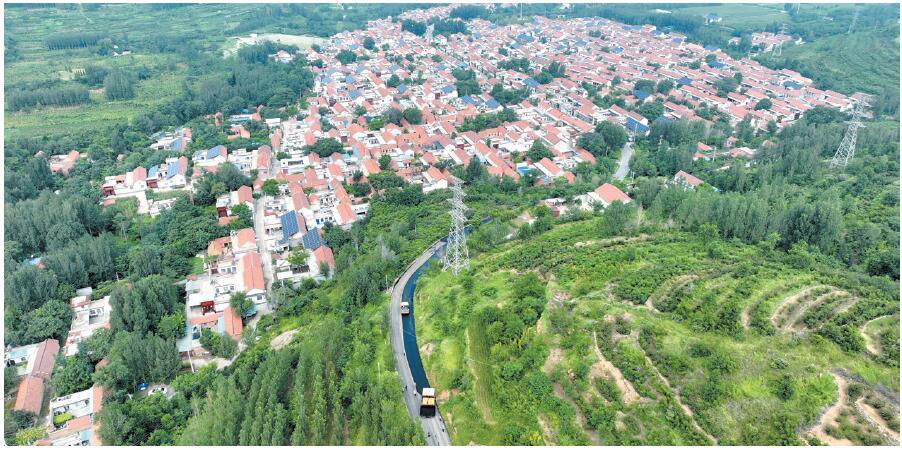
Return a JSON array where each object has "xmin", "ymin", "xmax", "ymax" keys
[
  {"xmin": 104, "ymin": 69, "xmax": 134, "ymax": 100},
  {"xmin": 336, "ymin": 50, "xmax": 357, "ymax": 65},
  {"xmin": 50, "ymin": 355, "xmax": 93, "ymax": 397},
  {"xmin": 599, "ymin": 201, "xmax": 635, "ymax": 237},
  {"xmin": 656, "ymin": 79, "xmax": 675, "ymax": 94},
  {"xmin": 755, "ymin": 98, "xmax": 773, "ymax": 111},
  {"xmin": 157, "ymin": 311, "xmax": 186, "ymax": 341},
  {"xmin": 94, "ymin": 332, "xmax": 181, "ymax": 391},
  {"xmin": 378, "ymin": 153, "xmax": 392, "ymax": 170},
  {"xmin": 525, "ymin": 140, "xmax": 553, "ymax": 161},
  {"xmin": 382, "ymin": 107, "xmax": 403, "ymax": 126},
  {"xmin": 287, "ymin": 249, "xmax": 308, "ymax": 269},
  {"xmin": 229, "ymin": 292, "xmax": 254, "ymax": 318},
  {"xmin": 305, "ymin": 138, "xmax": 344, "ymax": 157},
  {"xmin": 110, "ymin": 275, "xmax": 180, "ymax": 335},
  {"xmin": 129, "ymin": 245, "xmax": 164, "ymax": 278},
  {"xmin": 402, "ymin": 107, "xmax": 422, "ymax": 125},
  {"xmin": 362, "ymin": 37, "xmax": 375, "ymax": 51},
  {"xmin": 262, "ymin": 179, "xmax": 281, "ymax": 196}
]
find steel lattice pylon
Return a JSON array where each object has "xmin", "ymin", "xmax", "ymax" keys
[
  {"xmin": 441, "ymin": 178, "xmax": 469, "ymax": 275},
  {"xmin": 830, "ymin": 96, "xmax": 870, "ymax": 170}
]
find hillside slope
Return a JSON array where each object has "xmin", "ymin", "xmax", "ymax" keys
[{"xmin": 414, "ymin": 220, "xmax": 899, "ymax": 445}]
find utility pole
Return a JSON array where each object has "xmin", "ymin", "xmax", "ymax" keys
[
  {"xmin": 441, "ymin": 178, "xmax": 470, "ymax": 276},
  {"xmin": 848, "ymin": 9, "xmax": 859, "ymax": 34},
  {"xmin": 830, "ymin": 95, "xmax": 871, "ymax": 170}
]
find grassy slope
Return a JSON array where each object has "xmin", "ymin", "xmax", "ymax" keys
[
  {"xmin": 414, "ymin": 219, "xmax": 899, "ymax": 445},
  {"xmin": 760, "ymin": 27, "xmax": 901, "ymax": 95}
]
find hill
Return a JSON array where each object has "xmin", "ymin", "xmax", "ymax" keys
[{"xmin": 413, "ymin": 220, "xmax": 900, "ymax": 445}]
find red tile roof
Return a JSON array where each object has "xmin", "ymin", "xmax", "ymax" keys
[
  {"xmin": 223, "ymin": 307, "xmax": 243, "ymax": 338},
  {"xmin": 594, "ymin": 183, "xmax": 632, "ymax": 205},
  {"xmin": 241, "ymin": 252, "xmax": 265, "ymax": 292},
  {"xmin": 14, "ymin": 375, "xmax": 44, "ymax": 414},
  {"xmin": 32, "ymin": 339, "xmax": 60, "ymax": 379}
]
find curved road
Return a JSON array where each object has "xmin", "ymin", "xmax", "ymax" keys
[
  {"xmin": 389, "ymin": 240, "xmax": 452, "ymax": 446},
  {"xmin": 613, "ymin": 141, "xmax": 634, "ymax": 181}
]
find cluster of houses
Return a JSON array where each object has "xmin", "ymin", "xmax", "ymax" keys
[
  {"xmin": 5, "ymin": 289, "xmax": 110, "ymax": 446},
  {"xmin": 269, "ymin": 6, "xmax": 849, "ymax": 192}
]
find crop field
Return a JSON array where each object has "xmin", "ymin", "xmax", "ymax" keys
[{"xmin": 414, "ymin": 218, "xmax": 899, "ymax": 445}]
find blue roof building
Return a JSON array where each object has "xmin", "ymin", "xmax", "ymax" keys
[
  {"xmin": 677, "ymin": 76, "xmax": 692, "ymax": 86},
  {"xmin": 524, "ymin": 78, "xmax": 540, "ymax": 88},
  {"xmin": 633, "ymin": 89, "xmax": 651, "ymax": 100},
  {"xmin": 397, "ymin": 84, "xmax": 409, "ymax": 94},
  {"xmin": 148, "ymin": 165, "xmax": 160, "ymax": 179}
]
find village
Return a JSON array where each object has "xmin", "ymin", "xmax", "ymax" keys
[{"xmin": 4, "ymin": 5, "xmax": 858, "ymax": 445}]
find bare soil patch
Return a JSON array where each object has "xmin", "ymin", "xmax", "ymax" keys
[{"xmin": 270, "ymin": 329, "xmax": 298, "ymax": 350}]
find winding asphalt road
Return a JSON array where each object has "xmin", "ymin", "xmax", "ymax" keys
[
  {"xmin": 613, "ymin": 141, "xmax": 634, "ymax": 181},
  {"xmin": 389, "ymin": 240, "xmax": 452, "ymax": 446}
]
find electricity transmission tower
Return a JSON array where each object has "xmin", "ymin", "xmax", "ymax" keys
[
  {"xmin": 848, "ymin": 9, "xmax": 859, "ymax": 34},
  {"xmin": 441, "ymin": 178, "xmax": 469, "ymax": 275},
  {"xmin": 774, "ymin": 23, "xmax": 788, "ymax": 56},
  {"xmin": 830, "ymin": 95, "xmax": 871, "ymax": 170}
]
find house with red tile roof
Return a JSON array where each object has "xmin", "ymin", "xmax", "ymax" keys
[
  {"xmin": 581, "ymin": 183, "xmax": 632, "ymax": 210},
  {"xmin": 674, "ymin": 170, "xmax": 704, "ymax": 189}
]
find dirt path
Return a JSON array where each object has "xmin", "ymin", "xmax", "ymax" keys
[
  {"xmin": 640, "ymin": 351, "xmax": 716, "ymax": 444},
  {"xmin": 592, "ymin": 331, "xmax": 640, "ymax": 404},
  {"xmin": 809, "ymin": 372, "xmax": 854, "ymax": 446},
  {"xmin": 544, "ymin": 347, "xmax": 563, "ymax": 374},
  {"xmin": 860, "ymin": 315, "xmax": 892, "ymax": 355},
  {"xmin": 769, "ymin": 285, "xmax": 829, "ymax": 328},
  {"xmin": 855, "ymin": 397, "xmax": 900, "ymax": 445},
  {"xmin": 537, "ymin": 414, "xmax": 556, "ymax": 445}
]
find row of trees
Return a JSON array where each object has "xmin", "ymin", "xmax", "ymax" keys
[
  {"xmin": 43, "ymin": 32, "xmax": 104, "ymax": 49},
  {"xmin": 6, "ymin": 85, "xmax": 91, "ymax": 111}
]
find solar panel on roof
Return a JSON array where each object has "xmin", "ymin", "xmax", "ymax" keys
[
  {"xmin": 281, "ymin": 212, "xmax": 300, "ymax": 244},
  {"xmin": 166, "ymin": 160, "xmax": 180, "ymax": 178},
  {"xmin": 302, "ymin": 229, "xmax": 323, "ymax": 250}
]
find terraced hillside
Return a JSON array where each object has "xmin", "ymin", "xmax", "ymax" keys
[{"xmin": 413, "ymin": 218, "xmax": 899, "ymax": 445}]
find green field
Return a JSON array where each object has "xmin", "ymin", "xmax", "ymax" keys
[
  {"xmin": 414, "ymin": 219, "xmax": 900, "ymax": 445},
  {"xmin": 674, "ymin": 3, "xmax": 789, "ymax": 28}
]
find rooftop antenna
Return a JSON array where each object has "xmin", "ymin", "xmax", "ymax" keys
[
  {"xmin": 848, "ymin": 9, "xmax": 859, "ymax": 34},
  {"xmin": 830, "ymin": 95, "xmax": 871, "ymax": 170},
  {"xmin": 441, "ymin": 178, "xmax": 469, "ymax": 275}
]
